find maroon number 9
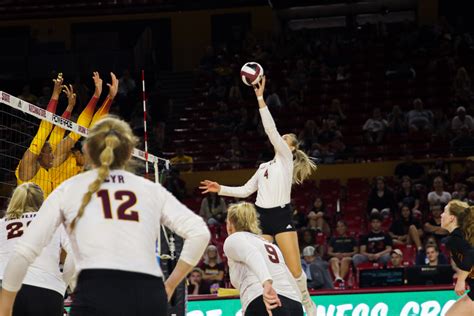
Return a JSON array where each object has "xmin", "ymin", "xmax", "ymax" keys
[
  {"xmin": 264, "ymin": 244, "xmax": 280, "ymax": 264},
  {"xmin": 97, "ymin": 190, "xmax": 139, "ymax": 222}
]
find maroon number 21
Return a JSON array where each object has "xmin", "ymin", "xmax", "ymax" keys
[{"xmin": 97, "ymin": 190, "xmax": 139, "ymax": 222}]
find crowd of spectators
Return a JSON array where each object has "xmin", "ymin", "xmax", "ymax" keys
[{"xmin": 187, "ymin": 155, "xmax": 474, "ymax": 293}]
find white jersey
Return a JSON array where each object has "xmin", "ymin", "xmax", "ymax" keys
[
  {"xmin": 224, "ymin": 232, "xmax": 301, "ymax": 312},
  {"xmin": 0, "ymin": 213, "xmax": 71, "ymax": 295},
  {"xmin": 219, "ymin": 106, "xmax": 293, "ymax": 209},
  {"xmin": 1, "ymin": 169, "xmax": 210, "ymax": 293}
]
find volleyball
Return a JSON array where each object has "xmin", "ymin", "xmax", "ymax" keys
[{"xmin": 240, "ymin": 62, "xmax": 264, "ymax": 86}]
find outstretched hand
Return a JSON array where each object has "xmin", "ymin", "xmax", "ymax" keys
[
  {"xmin": 253, "ymin": 75, "xmax": 266, "ymax": 98},
  {"xmin": 52, "ymin": 73, "xmax": 64, "ymax": 99},
  {"xmin": 107, "ymin": 72, "xmax": 119, "ymax": 99},
  {"xmin": 199, "ymin": 180, "xmax": 221, "ymax": 194},
  {"xmin": 92, "ymin": 71, "xmax": 103, "ymax": 98},
  {"xmin": 62, "ymin": 84, "xmax": 76, "ymax": 110}
]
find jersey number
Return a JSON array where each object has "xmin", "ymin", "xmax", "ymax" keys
[
  {"xmin": 97, "ymin": 190, "xmax": 139, "ymax": 222},
  {"xmin": 264, "ymin": 169, "xmax": 269, "ymax": 179},
  {"xmin": 6, "ymin": 221, "xmax": 31, "ymax": 240},
  {"xmin": 264, "ymin": 244, "xmax": 280, "ymax": 264}
]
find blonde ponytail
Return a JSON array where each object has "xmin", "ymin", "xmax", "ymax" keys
[
  {"xmin": 462, "ymin": 206, "xmax": 474, "ymax": 246},
  {"xmin": 282, "ymin": 133, "xmax": 317, "ymax": 184},
  {"xmin": 227, "ymin": 202, "xmax": 262, "ymax": 235},
  {"xmin": 69, "ymin": 116, "xmax": 138, "ymax": 231},
  {"xmin": 293, "ymin": 149, "xmax": 317, "ymax": 184},
  {"xmin": 6, "ymin": 183, "xmax": 44, "ymax": 220}
]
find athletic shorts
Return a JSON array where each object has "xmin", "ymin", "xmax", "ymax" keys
[
  {"xmin": 70, "ymin": 269, "xmax": 167, "ymax": 316},
  {"xmin": 13, "ymin": 284, "xmax": 64, "ymax": 316},
  {"xmin": 245, "ymin": 294, "xmax": 303, "ymax": 316},
  {"xmin": 468, "ymin": 278, "xmax": 474, "ymax": 300},
  {"xmin": 256, "ymin": 204, "xmax": 295, "ymax": 236}
]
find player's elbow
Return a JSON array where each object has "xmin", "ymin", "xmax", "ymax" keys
[{"xmin": 15, "ymin": 241, "xmax": 41, "ymax": 265}]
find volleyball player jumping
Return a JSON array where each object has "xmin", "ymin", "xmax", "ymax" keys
[
  {"xmin": 200, "ymin": 76, "xmax": 317, "ymax": 315},
  {"xmin": 0, "ymin": 116, "xmax": 210, "ymax": 316},
  {"xmin": 224, "ymin": 202, "xmax": 303, "ymax": 316},
  {"xmin": 440, "ymin": 200, "xmax": 474, "ymax": 315},
  {"xmin": 0, "ymin": 183, "xmax": 74, "ymax": 316}
]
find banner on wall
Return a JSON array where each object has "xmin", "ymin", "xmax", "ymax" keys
[{"xmin": 187, "ymin": 289, "xmax": 462, "ymax": 316}]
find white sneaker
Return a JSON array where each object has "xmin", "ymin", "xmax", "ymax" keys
[{"xmin": 301, "ymin": 292, "xmax": 317, "ymax": 316}]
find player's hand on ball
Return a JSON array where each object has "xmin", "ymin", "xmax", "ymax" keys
[
  {"xmin": 454, "ymin": 279, "xmax": 465, "ymax": 296},
  {"xmin": 253, "ymin": 75, "xmax": 266, "ymax": 98},
  {"xmin": 199, "ymin": 180, "xmax": 221, "ymax": 194}
]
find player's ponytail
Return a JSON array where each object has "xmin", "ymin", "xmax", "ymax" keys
[
  {"xmin": 70, "ymin": 116, "xmax": 138, "ymax": 232},
  {"xmin": 446, "ymin": 200, "xmax": 474, "ymax": 246},
  {"xmin": 6, "ymin": 183, "xmax": 44, "ymax": 220},
  {"xmin": 284, "ymin": 133, "xmax": 317, "ymax": 184},
  {"xmin": 227, "ymin": 202, "xmax": 262, "ymax": 235}
]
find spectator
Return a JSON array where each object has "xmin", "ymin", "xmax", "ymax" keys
[
  {"xmin": 367, "ymin": 176, "xmax": 397, "ymax": 217},
  {"xmin": 389, "ymin": 249, "xmax": 404, "ymax": 268},
  {"xmin": 301, "ymin": 246, "xmax": 334, "ymax": 290},
  {"xmin": 265, "ymin": 84, "xmax": 283, "ymax": 108},
  {"xmin": 394, "ymin": 153, "xmax": 425, "ymax": 184},
  {"xmin": 117, "ymin": 69, "xmax": 136, "ymax": 97},
  {"xmin": 353, "ymin": 214, "xmax": 393, "ymax": 267},
  {"xmin": 423, "ymin": 203, "xmax": 449, "ymax": 242},
  {"xmin": 299, "ymin": 229, "xmax": 322, "ymax": 257},
  {"xmin": 450, "ymin": 125, "xmax": 474, "ymax": 154},
  {"xmin": 452, "ymin": 183, "xmax": 468, "ymax": 202},
  {"xmin": 362, "ymin": 108, "xmax": 388, "ymax": 144},
  {"xmin": 199, "ymin": 192, "xmax": 227, "ymax": 225},
  {"xmin": 200, "ymin": 245, "xmax": 225, "ymax": 293},
  {"xmin": 170, "ymin": 148, "xmax": 193, "ymax": 173},
  {"xmin": 415, "ymin": 236, "xmax": 448, "ymax": 265},
  {"xmin": 17, "ymin": 85, "xmax": 38, "ymax": 104},
  {"xmin": 432, "ymin": 108, "xmax": 450, "ymax": 140},
  {"xmin": 220, "ymin": 136, "xmax": 247, "ymax": 169},
  {"xmin": 389, "ymin": 205, "xmax": 423, "ymax": 251},
  {"xmin": 228, "ymin": 78, "xmax": 243, "ymax": 103},
  {"xmin": 307, "ymin": 197, "xmax": 330, "ymax": 234},
  {"xmin": 328, "ymin": 221, "xmax": 358, "ymax": 284},
  {"xmin": 427, "ymin": 159, "xmax": 449, "ymax": 184},
  {"xmin": 451, "ymin": 106, "xmax": 474, "ymax": 133},
  {"xmin": 327, "ymin": 98, "xmax": 347, "ymax": 124},
  {"xmin": 187, "ymin": 268, "xmax": 210, "ymax": 295},
  {"xmin": 453, "ymin": 67, "xmax": 473, "ymax": 103},
  {"xmin": 455, "ymin": 156, "xmax": 474, "ymax": 193},
  {"xmin": 396, "ymin": 176, "xmax": 421, "ymax": 215},
  {"xmin": 407, "ymin": 98, "xmax": 433, "ymax": 132},
  {"xmin": 163, "ymin": 168, "xmax": 187, "ymax": 201},
  {"xmin": 298, "ymin": 120, "xmax": 319, "ymax": 152},
  {"xmin": 427, "ymin": 176, "xmax": 452, "ymax": 206},
  {"xmin": 416, "ymin": 244, "xmax": 448, "ymax": 266},
  {"xmin": 387, "ymin": 105, "xmax": 407, "ymax": 134},
  {"xmin": 336, "ymin": 66, "xmax": 350, "ymax": 81}
]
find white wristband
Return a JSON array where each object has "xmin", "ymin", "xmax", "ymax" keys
[{"xmin": 257, "ymin": 96, "xmax": 264, "ymax": 101}]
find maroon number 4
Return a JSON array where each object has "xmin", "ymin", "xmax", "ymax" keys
[{"xmin": 97, "ymin": 189, "xmax": 139, "ymax": 222}]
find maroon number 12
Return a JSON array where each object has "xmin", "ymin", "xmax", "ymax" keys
[{"xmin": 97, "ymin": 190, "xmax": 139, "ymax": 222}]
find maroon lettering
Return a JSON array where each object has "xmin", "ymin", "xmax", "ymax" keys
[{"xmin": 97, "ymin": 189, "xmax": 139, "ymax": 222}]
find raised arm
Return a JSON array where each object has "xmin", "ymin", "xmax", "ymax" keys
[
  {"xmin": 17, "ymin": 75, "xmax": 63, "ymax": 181},
  {"xmin": 200, "ymin": 170, "xmax": 259, "ymax": 198},
  {"xmin": 53, "ymin": 72, "xmax": 104, "ymax": 166},
  {"xmin": 49, "ymin": 84, "xmax": 76, "ymax": 152},
  {"xmin": 254, "ymin": 76, "xmax": 292, "ymax": 160}
]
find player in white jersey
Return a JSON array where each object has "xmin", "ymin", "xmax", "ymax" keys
[
  {"xmin": 224, "ymin": 202, "xmax": 303, "ymax": 316},
  {"xmin": 0, "ymin": 182, "xmax": 74, "ymax": 316},
  {"xmin": 200, "ymin": 76, "xmax": 317, "ymax": 315},
  {"xmin": 0, "ymin": 117, "xmax": 210, "ymax": 316}
]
